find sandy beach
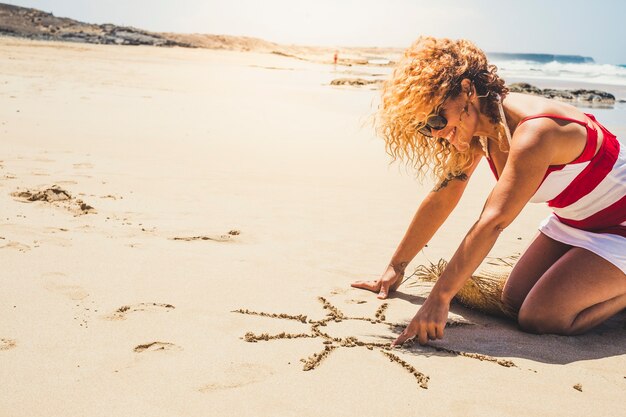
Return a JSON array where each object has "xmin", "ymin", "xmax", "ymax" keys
[{"xmin": 0, "ymin": 37, "xmax": 624, "ymax": 416}]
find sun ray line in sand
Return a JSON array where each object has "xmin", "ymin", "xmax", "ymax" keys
[
  {"xmin": 244, "ymin": 332, "xmax": 316, "ymax": 342},
  {"xmin": 375, "ymin": 303, "xmax": 388, "ymax": 321},
  {"xmin": 232, "ymin": 309, "xmax": 308, "ymax": 323},
  {"xmin": 234, "ymin": 297, "xmax": 517, "ymax": 389},
  {"xmin": 380, "ymin": 350, "xmax": 430, "ymax": 389},
  {"xmin": 300, "ymin": 345, "xmax": 338, "ymax": 371}
]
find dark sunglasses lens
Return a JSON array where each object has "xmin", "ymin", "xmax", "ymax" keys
[
  {"xmin": 418, "ymin": 125, "xmax": 433, "ymax": 137},
  {"xmin": 426, "ymin": 115, "xmax": 447, "ymax": 130}
]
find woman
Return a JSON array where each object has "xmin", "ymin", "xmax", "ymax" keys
[{"xmin": 351, "ymin": 37, "xmax": 626, "ymax": 346}]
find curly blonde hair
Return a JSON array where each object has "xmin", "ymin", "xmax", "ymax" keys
[{"xmin": 378, "ymin": 36, "xmax": 508, "ymax": 182}]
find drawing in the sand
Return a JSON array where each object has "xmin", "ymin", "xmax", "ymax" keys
[{"xmin": 234, "ymin": 297, "xmax": 517, "ymax": 389}]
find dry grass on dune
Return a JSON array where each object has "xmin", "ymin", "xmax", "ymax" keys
[{"xmin": 409, "ymin": 256, "xmax": 519, "ymax": 319}]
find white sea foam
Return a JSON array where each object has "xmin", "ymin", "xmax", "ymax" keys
[{"xmin": 492, "ymin": 59, "xmax": 626, "ymax": 86}]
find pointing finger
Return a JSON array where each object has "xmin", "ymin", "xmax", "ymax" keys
[{"xmin": 391, "ymin": 328, "xmax": 414, "ymax": 347}]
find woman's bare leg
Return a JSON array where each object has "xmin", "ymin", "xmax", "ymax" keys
[
  {"xmin": 517, "ymin": 248, "xmax": 626, "ymax": 335},
  {"xmin": 501, "ymin": 233, "xmax": 571, "ymax": 313}
]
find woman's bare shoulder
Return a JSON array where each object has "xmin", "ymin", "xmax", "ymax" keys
[
  {"xmin": 507, "ymin": 94, "xmax": 591, "ymax": 164},
  {"xmin": 506, "ymin": 92, "xmax": 589, "ymax": 122}
]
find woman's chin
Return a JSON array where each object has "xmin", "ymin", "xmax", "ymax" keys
[{"xmin": 453, "ymin": 142, "xmax": 470, "ymax": 152}]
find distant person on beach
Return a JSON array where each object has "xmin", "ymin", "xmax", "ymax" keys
[
  {"xmin": 333, "ymin": 51, "xmax": 338, "ymax": 65},
  {"xmin": 351, "ymin": 37, "xmax": 626, "ymax": 346}
]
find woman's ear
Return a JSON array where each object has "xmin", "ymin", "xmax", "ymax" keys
[{"xmin": 460, "ymin": 78, "xmax": 473, "ymax": 96}]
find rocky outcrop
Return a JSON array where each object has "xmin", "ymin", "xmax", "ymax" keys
[
  {"xmin": 330, "ymin": 78, "xmax": 382, "ymax": 86},
  {"xmin": 0, "ymin": 3, "xmax": 192, "ymax": 47},
  {"xmin": 0, "ymin": 4, "xmax": 400, "ymax": 65},
  {"xmin": 509, "ymin": 82, "xmax": 615, "ymax": 105}
]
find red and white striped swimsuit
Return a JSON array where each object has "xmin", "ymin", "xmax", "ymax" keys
[{"xmin": 485, "ymin": 113, "xmax": 626, "ymax": 273}]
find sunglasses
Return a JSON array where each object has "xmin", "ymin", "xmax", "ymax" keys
[
  {"xmin": 416, "ymin": 84, "xmax": 462, "ymax": 137},
  {"xmin": 417, "ymin": 113, "xmax": 448, "ymax": 138}
]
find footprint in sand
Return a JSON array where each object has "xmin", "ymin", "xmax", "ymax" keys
[
  {"xmin": 73, "ymin": 163, "xmax": 93, "ymax": 169},
  {"xmin": 100, "ymin": 194, "xmax": 122, "ymax": 200},
  {"xmin": 198, "ymin": 363, "xmax": 274, "ymax": 392},
  {"xmin": 329, "ymin": 287, "xmax": 349, "ymax": 295},
  {"xmin": 0, "ymin": 241, "xmax": 31, "ymax": 252},
  {"xmin": 171, "ymin": 229, "xmax": 240, "ymax": 242},
  {"xmin": 133, "ymin": 341, "xmax": 182, "ymax": 353},
  {"xmin": 44, "ymin": 281, "xmax": 89, "ymax": 301},
  {"xmin": 0, "ymin": 339, "xmax": 17, "ymax": 351},
  {"xmin": 105, "ymin": 302, "xmax": 175, "ymax": 321},
  {"xmin": 345, "ymin": 299, "xmax": 367, "ymax": 304},
  {"xmin": 43, "ymin": 227, "xmax": 69, "ymax": 234},
  {"xmin": 43, "ymin": 274, "xmax": 93, "ymax": 328}
]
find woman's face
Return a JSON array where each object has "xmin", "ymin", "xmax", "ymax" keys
[{"xmin": 429, "ymin": 91, "xmax": 477, "ymax": 152}]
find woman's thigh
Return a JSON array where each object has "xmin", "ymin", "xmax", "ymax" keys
[
  {"xmin": 518, "ymin": 248, "xmax": 626, "ymax": 335},
  {"xmin": 501, "ymin": 232, "xmax": 571, "ymax": 312}
]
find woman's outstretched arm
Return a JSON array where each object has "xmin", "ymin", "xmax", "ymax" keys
[{"xmin": 351, "ymin": 151, "xmax": 483, "ymax": 299}]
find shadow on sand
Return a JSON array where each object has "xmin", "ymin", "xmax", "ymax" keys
[{"xmin": 384, "ymin": 291, "xmax": 626, "ymax": 365}]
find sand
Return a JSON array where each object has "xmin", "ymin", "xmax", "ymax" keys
[{"xmin": 0, "ymin": 37, "xmax": 624, "ymax": 417}]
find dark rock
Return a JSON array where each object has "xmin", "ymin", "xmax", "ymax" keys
[
  {"xmin": 508, "ymin": 83, "xmax": 542, "ymax": 95},
  {"xmin": 509, "ymin": 82, "xmax": 615, "ymax": 105},
  {"xmin": 330, "ymin": 78, "xmax": 382, "ymax": 86},
  {"xmin": 541, "ymin": 89, "xmax": 576, "ymax": 101},
  {"xmin": 569, "ymin": 89, "xmax": 615, "ymax": 102}
]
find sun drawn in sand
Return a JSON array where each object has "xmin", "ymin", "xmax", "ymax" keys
[{"xmin": 234, "ymin": 297, "xmax": 517, "ymax": 389}]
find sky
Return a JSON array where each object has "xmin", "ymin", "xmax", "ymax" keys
[{"xmin": 4, "ymin": 0, "xmax": 626, "ymax": 65}]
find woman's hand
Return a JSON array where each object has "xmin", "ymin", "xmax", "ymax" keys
[
  {"xmin": 391, "ymin": 295, "xmax": 450, "ymax": 346},
  {"xmin": 350, "ymin": 264, "xmax": 404, "ymax": 299}
]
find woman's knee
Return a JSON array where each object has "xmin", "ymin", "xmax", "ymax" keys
[
  {"xmin": 517, "ymin": 306, "xmax": 544, "ymax": 334},
  {"xmin": 517, "ymin": 305, "xmax": 572, "ymax": 335}
]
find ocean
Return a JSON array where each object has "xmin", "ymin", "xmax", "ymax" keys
[
  {"xmin": 485, "ymin": 53, "xmax": 626, "ymax": 138},
  {"xmin": 487, "ymin": 52, "xmax": 626, "ymax": 90}
]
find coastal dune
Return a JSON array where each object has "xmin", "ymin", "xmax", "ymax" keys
[{"xmin": 0, "ymin": 37, "xmax": 625, "ymax": 417}]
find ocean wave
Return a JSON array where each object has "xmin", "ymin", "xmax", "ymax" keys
[
  {"xmin": 491, "ymin": 59, "xmax": 626, "ymax": 86},
  {"xmin": 488, "ymin": 53, "xmax": 595, "ymax": 64}
]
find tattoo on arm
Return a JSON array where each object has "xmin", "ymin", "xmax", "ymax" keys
[{"xmin": 432, "ymin": 172, "xmax": 468, "ymax": 192}]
